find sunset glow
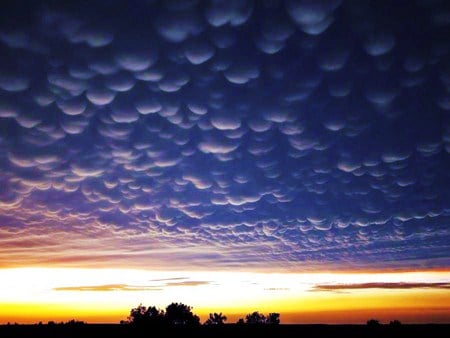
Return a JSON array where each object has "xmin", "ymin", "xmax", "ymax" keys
[{"xmin": 1, "ymin": 268, "xmax": 449, "ymax": 324}]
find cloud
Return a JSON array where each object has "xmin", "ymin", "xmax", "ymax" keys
[
  {"xmin": 155, "ymin": 8, "xmax": 203, "ymax": 43},
  {"xmin": 135, "ymin": 97, "xmax": 162, "ymax": 115},
  {"xmin": 364, "ymin": 32, "xmax": 396, "ymax": 56},
  {"xmin": 105, "ymin": 72, "xmax": 135, "ymax": 92},
  {"xmin": 224, "ymin": 63, "xmax": 259, "ymax": 84},
  {"xmin": 71, "ymin": 164, "xmax": 105, "ymax": 178},
  {"xmin": 183, "ymin": 173, "xmax": 213, "ymax": 190},
  {"xmin": 198, "ymin": 137, "xmax": 240, "ymax": 154},
  {"xmin": 0, "ymin": 74, "xmax": 29, "ymax": 92},
  {"xmin": 70, "ymin": 26, "xmax": 114, "ymax": 48},
  {"xmin": 0, "ymin": 0, "xmax": 448, "ymax": 272},
  {"xmin": 115, "ymin": 51, "xmax": 157, "ymax": 72},
  {"xmin": 54, "ymin": 284, "xmax": 162, "ymax": 292},
  {"xmin": 86, "ymin": 88, "xmax": 116, "ymax": 106},
  {"xmin": 184, "ymin": 40, "xmax": 215, "ymax": 65},
  {"xmin": 165, "ymin": 280, "xmax": 211, "ymax": 287},
  {"xmin": 205, "ymin": 0, "xmax": 253, "ymax": 27},
  {"xmin": 57, "ymin": 97, "xmax": 87, "ymax": 116},
  {"xmin": 312, "ymin": 282, "xmax": 450, "ymax": 292},
  {"xmin": 210, "ymin": 115, "xmax": 241, "ymax": 130},
  {"xmin": 54, "ymin": 279, "xmax": 210, "ymax": 292},
  {"xmin": 285, "ymin": 0, "xmax": 340, "ymax": 35}
]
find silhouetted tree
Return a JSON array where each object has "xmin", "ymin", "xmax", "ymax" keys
[
  {"xmin": 367, "ymin": 319, "xmax": 381, "ymax": 327},
  {"xmin": 145, "ymin": 306, "xmax": 166, "ymax": 325},
  {"xmin": 65, "ymin": 319, "xmax": 85, "ymax": 326},
  {"xmin": 165, "ymin": 302, "xmax": 200, "ymax": 326},
  {"xmin": 204, "ymin": 312, "xmax": 227, "ymax": 325},
  {"xmin": 389, "ymin": 319, "xmax": 402, "ymax": 327},
  {"xmin": 245, "ymin": 311, "xmax": 266, "ymax": 324},
  {"xmin": 129, "ymin": 304, "xmax": 147, "ymax": 325},
  {"xmin": 128, "ymin": 304, "xmax": 165, "ymax": 326},
  {"xmin": 236, "ymin": 318, "xmax": 245, "ymax": 325},
  {"xmin": 266, "ymin": 313, "xmax": 280, "ymax": 325}
]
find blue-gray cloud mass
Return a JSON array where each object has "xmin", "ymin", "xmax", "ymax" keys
[{"xmin": 0, "ymin": 0, "xmax": 449, "ymax": 271}]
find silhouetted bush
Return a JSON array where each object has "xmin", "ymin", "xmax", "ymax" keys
[
  {"xmin": 245, "ymin": 311, "xmax": 266, "ymax": 324},
  {"xmin": 366, "ymin": 319, "xmax": 381, "ymax": 326},
  {"xmin": 241, "ymin": 311, "xmax": 281, "ymax": 325},
  {"xmin": 266, "ymin": 313, "xmax": 280, "ymax": 325},
  {"xmin": 65, "ymin": 319, "xmax": 85, "ymax": 326},
  {"xmin": 389, "ymin": 319, "xmax": 402, "ymax": 327},
  {"xmin": 204, "ymin": 312, "xmax": 227, "ymax": 325}
]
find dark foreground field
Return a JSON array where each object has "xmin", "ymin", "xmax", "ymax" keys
[{"xmin": 1, "ymin": 324, "xmax": 449, "ymax": 338}]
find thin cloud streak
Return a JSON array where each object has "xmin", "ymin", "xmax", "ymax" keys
[
  {"xmin": 54, "ymin": 284, "xmax": 162, "ymax": 292},
  {"xmin": 54, "ymin": 280, "xmax": 211, "ymax": 292},
  {"xmin": 312, "ymin": 282, "xmax": 450, "ymax": 292}
]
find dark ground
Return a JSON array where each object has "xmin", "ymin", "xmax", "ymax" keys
[{"xmin": 1, "ymin": 324, "xmax": 449, "ymax": 338}]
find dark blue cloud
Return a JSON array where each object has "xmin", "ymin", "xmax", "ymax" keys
[{"xmin": 0, "ymin": 0, "xmax": 449, "ymax": 271}]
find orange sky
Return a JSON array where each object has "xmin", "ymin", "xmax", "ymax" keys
[{"xmin": 0, "ymin": 268, "xmax": 449, "ymax": 324}]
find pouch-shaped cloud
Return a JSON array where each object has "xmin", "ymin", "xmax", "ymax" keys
[
  {"xmin": 135, "ymin": 97, "xmax": 162, "ymax": 114},
  {"xmin": 210, "ymin": 114, "xmax": 241, "ymax": 130},
  {"xmin": 0, "ymin": 0, "xmax": 449, "ymax": 273},
  {"xmin": 15, "ymin": 112, "xmax": 42, "ymax": 128},
  {"xmin": 365, "ymin": 82, "xmax": 398, "ymax": 105},
  {"xmin": 71, "ymin": 163, "xmax": 105, "ymax": 177},
  {"xmin": 255, "ymin": 37, "xmax": 285, "ymax": 54},
  {"xmin": 285, "ymin": 0, "xmax": 340, "ymax": 35},
  {"xmin": 381, "ymin": 149, "xmax": 411, "ymax": 163},
  {"xmin": 104, "ymin": 72, "xmax": 135, "ymax": 92},
  {"xmin": 184, "ymin": 40, "xmax": 215, "ymax": 65},
  {"xmin": 110, "ymin": 99, "xmax": 140, "ymax": 123},
  {"xmin": 183, "ymin": 173, "xmax": 213, "ymax": 190},
  {"xmin": 364, "ymin": 32, "xmax": 396, "ymax": 56},
  {"xmin": 74, "ymin": 27, "xmax": 114, "ymax": 48},
  {"xmin": 198, "ymin": 137, "xmax": 240, "ymax": 154},
  {"xmin": 0, "ymin": 100, "xmax": 19, "ymax": 118},
  {"xmin": 158, "ymin": 73, "xmax": 190, "ymax": 92},
  {"xmin": 226, "ymin": 193, "xmax": 262, "ymax": 206},
  {"xmin": 60, "ymin": 115, "xmax": 89, "ymax": 135},
  {"xmin": 0, "ymin": 73, "xmax": 30, "ymax": 92},
  {"xmin": 323, "ymin": 118, "xmax": 346, "ymax": 131},
  {"xmin": 86, "ymin": 88, "xmax": 116, "ymax": 105},
  {"xmin": 115, "ymin": 50, "xmax": 158, "ymax": 72},
  {"xmin": 156, "ymin": 9, "xmax": 203, "ymax": 43},
  {"xmin": 337, "ymin": 159, "xmax": 361, "ymax": 173},
  {"xmin": 205, "ymin": 0, "xmax": 254, "ymax": 27},
  {"xmin": 224, "ymin": 63, "xmax": 259, "ymax": 84},
  {"xmin": 248, "ymin": 118, "xmax": 273, "ymax": 133},
  {"xmin": 318, "ymin": 47, "xmax": 349, "ymax": 71},
  {"xmin": 187, "ymin": 102, "xmax": 208, "ymax": 115},
  {"xmin": 57, "ymin": 97, "xmax": 87, "ymax": 116}
]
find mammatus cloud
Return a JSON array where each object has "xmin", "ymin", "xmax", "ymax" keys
[
  {"xmin": 0, "ymin": 0, "xmax": 449, "ymax": 271},
  {"xmin": 311, "ymin": 282, "xmax": 450, "ymax": 292}
]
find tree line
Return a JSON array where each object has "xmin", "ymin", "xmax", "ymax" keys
[{"xmin": 123, "ymin": 303, "xmax": 280, "ymax": 326}]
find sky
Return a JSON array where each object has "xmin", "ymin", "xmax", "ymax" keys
[{"xmin": 0, "ymin": 0, "xmax": 449, "ymax": 324}]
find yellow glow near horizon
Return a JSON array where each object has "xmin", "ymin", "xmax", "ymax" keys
[{"xmin": 0, "ymin": 268, "xmax": 449, "ymax": 324}]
